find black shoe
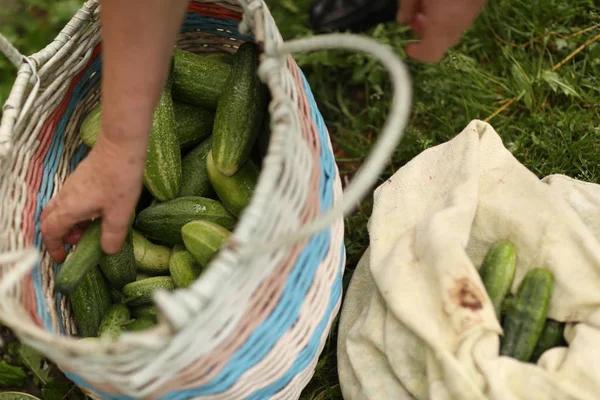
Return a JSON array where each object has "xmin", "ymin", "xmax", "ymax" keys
[{"xmin": 309, "ymin": 0, "xmax": 398, "ymax": 33}]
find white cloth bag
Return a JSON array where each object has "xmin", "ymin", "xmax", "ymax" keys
[{"xmin": 337, "ymin": 120, "xmax": 600, "ymax": 400}]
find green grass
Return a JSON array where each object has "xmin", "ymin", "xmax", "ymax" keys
[
  {"xmin": 267, "ymin": 0, "xmax": 600, "ymax": 398},
  {"xmin": 1, "ymin": 0, "xmax": 599, "ymax": 398}
]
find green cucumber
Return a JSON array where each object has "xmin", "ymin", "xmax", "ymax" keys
[
  {"xmin": 99, "ymin": 229, "xmax": 137, "ymax": 289},
  {"xmin": 500, "ymin": 268, "xmax": 554, "ymax": 362},
  {"xmin": 211, "ymin": 42, "xmax": 268, "ymax": 176},
  {"xmin": 531, "ymin": 319, "xmax": 567, "ymax": 362},
  {"xmin": 135, "ymin": 187, "xmax": 155, "ymax": 216},
  {"xmin": 178, "ymin": 137, "xmax": 215, "ymax": 198},
  {"xmin": 80, "ymin": 104, "xmax": 101, "ymax": 147},
  {"xmin": 205, "ymin": 52, "xmax": 234, "ymax": 65},
  {"xmin": 122, "ymin": 276, "xmax": 176, "ymax": 307},
  {"xmin": 501, "ymin": 294, "xmax": 514, "ymax": 316},
  {"xmin": 132, "ymin": 230, "xmax": 171, "ymax": 275},
  {"xmin": 126, "ymin": 316, "xmax": 157, "ymax": 332},
  {"xmin": 135, "ymin": 196, "xmax": 236, "ymax": 246},
  {"xmin": 181, "ymin": 220, "xmax": 231, "ymax": 268},
  {"xmin": 479, "ymin": 240, "xmax": 517, "ymax": 318},
  {"xmin": 56, "ymin": 220, "xmax": 104, "ymax": 294},
  {"xmin": 70, "ymin": 265, "xmax": 112, "ymax": 337},
  {"xmin": 173, "ymin": 49, "xmax": 232, "ymax": 110},
  {"xmin": 173, "ymin": 101, "xmax": 214, "ymax": 150},
  {"xmin": 143, "ymin": 69, "xmax": 182, "ymax": 202},
  {"xmin": 131, "ymin": 305, "xmax": 158, "ymax": 319},
  {"xmin": 97, "ymin": 303, "xmax": 131, "ymax": 340},
  {"xmin": 206, "ymin": 151, "xmax": 258, "ymax": 217},
  {"xmin": 169, "ymin": 245, "xmax": 203, "ymax": 288}
]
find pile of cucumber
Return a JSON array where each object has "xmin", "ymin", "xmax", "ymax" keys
[
  {"xmin": 56, "ymin": 42, "xmax": 270, "ymax": 340},
  {"xmin": 479, "ymin": 240, "xmax": 567, "ymax": 363}
]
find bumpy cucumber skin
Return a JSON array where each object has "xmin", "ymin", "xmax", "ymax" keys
[
  {"xmin": 530, "ymin": 319, "xmax": 567, "ymax": 362},
  {"xmin": 173, "ymin": 49, "xmax": 232, "ymax": 110},
  {"xmin": 80, "ymin": 104, "xmax": 101, "ymax": 147},
  {"xmin": 131, "ymin": 305, "xmax": 158, "ymax": 319},
  {"xmin": 135, "ymin": 196, "xmax": 236, "ymax": 245},
  {"xmin": 122, "ymin": 276, "xmax": 176, "ymax": 307},
  {"xmin": 206, "ymin": 151, "xmax": 259, "ymax": 217},
  {"xmin": 70, "ymin": 265, "xmax": 112, "ymax": 337},
  {"xmin": 169, "ymin": 245, "xmax": 204, "ymax": 288},
  {"xmin": 181, "ymin": 220, "xmax": 231, "ymax": 268},
  {"xmin": 97, "ymin": 303, "xmax": 131, "ymax": 340},
  {"xmin": 500, "ymin": 268, "xmax": 554, "ymax": 362},
  {"xmin": 99, "ymin": 229, "xmax": 137, "ymax": 289},
  {"xmin": 143, "ymin": 71, "xmax": 182, "ymax": 202},
  {"xmin": 173, "ymin": 101, "xmax": 214, "ymax": 150},
  {"xmin": 204, "ymin": 52, "xmax": 234, "ymax": 65},
  {"xmin": 56, "ymin": 220, "xmax": 104, "ymax": 294},
  {"xmin": 211, "ymin": 42, "xmax": 268, "ymax": 176},
  {"xmin": 126, "ymin": 315, "xmax": 157, "ymax": 331},
  {"xmin": 178, "ymin": 137, "xmax": 215, "ymax": 198},
  {"xmin": 479, "ymin": 240, "xmax": 517, "ymax": 318},
  {"xmin": 131, "ymin": 230, "xmax": 171, "ymax": 275}
]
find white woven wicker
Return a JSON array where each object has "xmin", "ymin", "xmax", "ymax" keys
[{"xmin": 0, "ymin": 0, "xmax": 412, "ymax": 398}]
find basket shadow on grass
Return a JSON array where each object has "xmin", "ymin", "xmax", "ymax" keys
[{"xmin": 268, "ymin": 0, "xmax": 600, "ymax": 399}]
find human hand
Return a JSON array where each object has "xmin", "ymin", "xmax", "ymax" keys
[
  {"xmin": 40, "ymin": 134, "xmax": 146, "ymax": 263},
  {"xmin": 397, "ymin": 0, "xmax": 487, "ymax": 63}
]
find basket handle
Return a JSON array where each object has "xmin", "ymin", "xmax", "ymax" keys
[
  {"xmin": 0, "ymin": 34, "xmax": 25, "ymax": 69},
  {"xmin": 239, "ymin": 33, "xmax": 412, "ymax": 257}
]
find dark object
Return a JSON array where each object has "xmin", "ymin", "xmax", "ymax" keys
[{"xmin": 309, "ymin": 0, "xmax": 398, "ymax": 33}]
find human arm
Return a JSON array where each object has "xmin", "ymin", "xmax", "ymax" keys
[
  {"xmin": 41, "ymin": 0, "xmax": 190, "ymax": 263},
  {"xmin": 397, "ymin": 0, "xmax": 487, "ymax": 63}
]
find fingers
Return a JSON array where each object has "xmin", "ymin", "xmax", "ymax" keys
[
  {"xmin": 100, "ymin": 208, "xmax": 133, "ymax": 255},
  {"xmin": 41, "ymin": 199, "xmax": 82, "ymax": 264},
  {"xmin": 41, "ymin": 194, "xmax": 99, "ymax": 263},
  {"xmin": 396, "ymin": 0, "xmax": 421, "ymax": 24},
  {"xmin": 402, "ymin": 0, "xmax": 487, "ymax": 63}
]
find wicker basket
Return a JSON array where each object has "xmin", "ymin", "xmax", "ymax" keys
[{"xmin": 0, "ymin": 0, "xmax": 412, "ymax": 398}]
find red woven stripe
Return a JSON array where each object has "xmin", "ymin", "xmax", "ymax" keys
[
  {"xmin": 188, "ymin": 2, "xmax": 243, "ymax": 22},
  {"xmin": 21, "ymin": 43, "xmax": 102, "ymax": 327}
]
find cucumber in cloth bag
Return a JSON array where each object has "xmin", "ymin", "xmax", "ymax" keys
[
  {"xmin": 338, "ymin": 120, "xmax": 600, "ymax": 400},
  {"xmin": 0, "ymin": 0, "xmax": 413, "ymax": 398}
]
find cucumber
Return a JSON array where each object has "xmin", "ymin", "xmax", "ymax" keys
[
  {"xmin": 500, "ymin": 268, "xmax": 554, "ymax": 362},
  {"xmin": 206, "ymin": 151, "xmax": 258, "ymax": 217},
  {"xmin": 143, "ymin": 69, "xmax": 182, "ymax": 202},
  {"xmin": 132, "ymin": 230, "xmax": 171, "ymax": 275},
  {"xmin": 531, "ymin": 319, "xmax": 567, "ymax": 362},
  {"xmin": 99, "ymin": 229, "xmax": 137, "ymax": 289},
  {"xmin": 135, "ymin": 196, "xmax": 236, "ymax": 246},
  {"xmin": 110, "ymin": 288, "xmax": 126, "ymax": 304},
  {"xmin": 173, "ymin": 49, "xmax": 232, "ymax": 110},
  {"xmin": 135, "ymin": 187, "xmax": 155, "ymax": 216},
  {"xmin": 479, "ymin": 240, "xmax": 517, "ymax": 318},
  {"xmin": 211, "ymin": 42, "xmax": 268, "ymax": 176},
  {"xmin": 70, "ymin": 265, "xmax": 112, "ymax": 337},
  {"xmin": 126, "ymin": 315, "xmax": 157, "ymax": 332},
  {"xmin": 177, "ymin": 137, "xmax": 215, "ymax": 198},
  {"xmin": 122, "ymin": 276, "xmax": 176, "ymax": 307},
  {"xmin": 181, "ymin": 220, "xmax": 231, "ymax": 268},
  {"xmin": 173, "ymin": 101, "xmax": 214, "ymax": 150},
  {"xmin": 80, "ymin": 104, "xmax": 101, "ymax": 147},
  {"xmin": 169, "ymin": 245, "xmax": 203, "ymax": 288},
  {"xmin": 131, "ymin": 305, "xmax": 158, "ymax": 319},
  {"xmin": 56, "ymin": 219, "xmax": 104, "ymax": 294},
  {"xmin": 205, "ymin": 52, "xmax": 234, "ymax": 65},
  {"xmin": 97, "ymin": 303, "xmax": 131, "ymax": 340},
  {"xmin": 501, "ymin": 294, "xmax": 514, "ymax": 316}
]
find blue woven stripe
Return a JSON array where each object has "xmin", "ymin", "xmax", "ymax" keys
[
  {"xmin": 180, "ymin": 14, "xmax": 254, "ymax": 42},
  {"xmin": 31, "ymin": 55, "xmax": 102, "ymax": 332}
]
